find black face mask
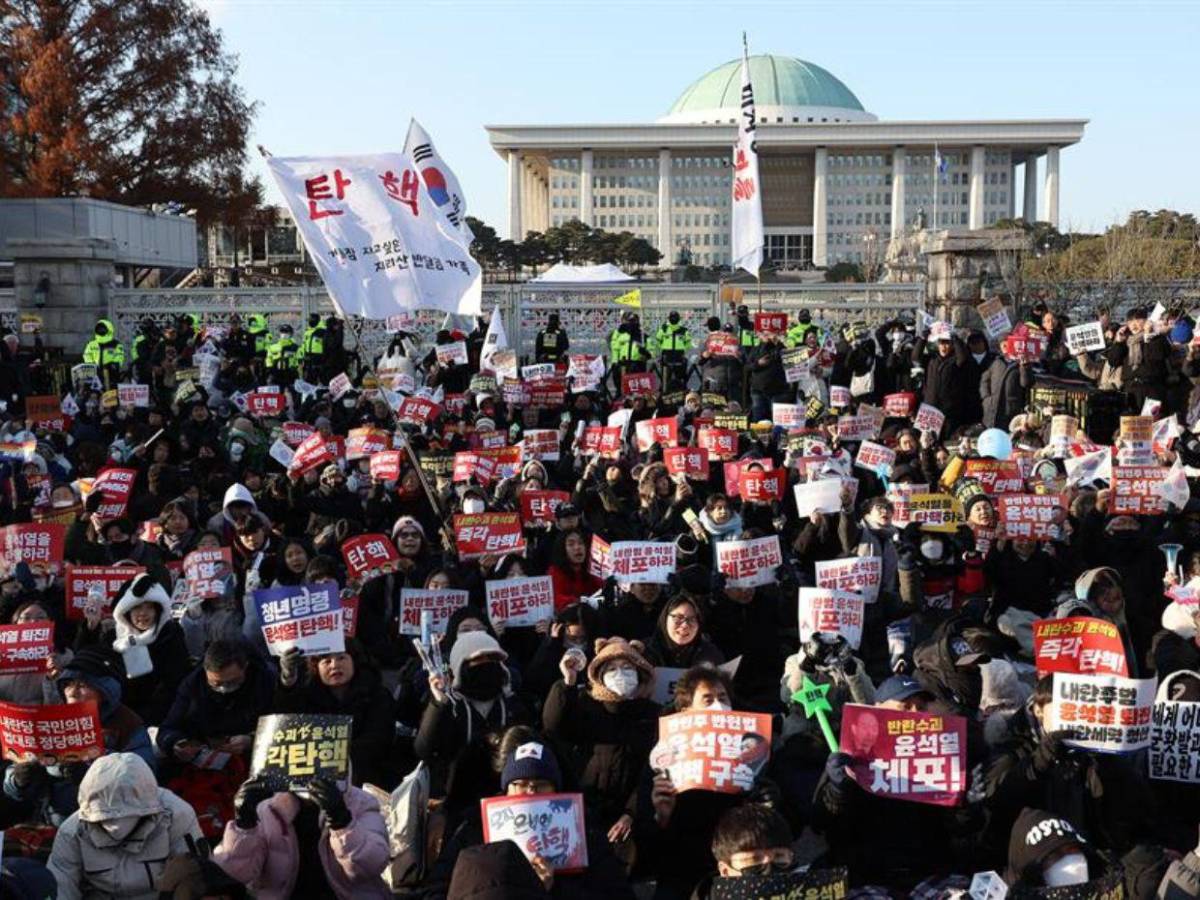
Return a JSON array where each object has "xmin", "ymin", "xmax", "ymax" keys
[
  {"xmin": 458, "ymin": 660, "xmax": 505, "ymax": 701},
  {"xmin": 108, "ymin": 540, "xmax": 132, "ymax": 561}
]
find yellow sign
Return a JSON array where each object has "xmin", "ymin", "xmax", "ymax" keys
[
  {"xmin": 101, "ymin": 390, "xmax": 119, "ymax": 411},
  {"xmin": 613, "ymin": 288, "xmax": 641, "ymax": 309}
]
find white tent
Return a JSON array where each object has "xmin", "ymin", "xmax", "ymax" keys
[{"xmin": 530, "ymin": 262, "xmax": 634, "ymax": 283}]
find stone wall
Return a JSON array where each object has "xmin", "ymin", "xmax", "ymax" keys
[{"xmin": 9, "ymin": 238, "xmax": 117, "ymax": 354}]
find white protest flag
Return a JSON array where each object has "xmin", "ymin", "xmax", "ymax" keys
[
  {"xmin": 403, "ymin": 118, "xmax": 472, "ymax": 240},
  {"xmin": 480, "ymin": 306, "xmax": 508, "ymax": 374},
  {"xmin": 1064, "ymin": 448, "xmax": 1111, "ymax": 487},
  {"xmin": 265, "ymin": 147, "xmax": 482, "ymax": 319},
  {"xmin": 1156, "ymin": 457, "xmax": 1191, "ymax": 510},
  {"xmin": 730, "ymin": 35, "xmax": 763, "ymax": 277}
]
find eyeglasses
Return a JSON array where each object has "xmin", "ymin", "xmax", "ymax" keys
[
  {"xmin": 668, "ymin": 613, "xmax": 698, "ymax": 627},
  {"xmin": 728, "ymin": 850, "xmax": 794, "ymax": 877}
]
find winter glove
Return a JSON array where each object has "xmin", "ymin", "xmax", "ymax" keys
[
  {"xmin": 234, "ymin": 777, "xmax": 272, "ymax": 829},
  {"xmin": 279, "ymin": 647, "xmax": 303, "ymax": 688},
  {"xmin": 308, "ymin": 776, "xmax": 351, "ymax": 830},
  {"xmin": 1031, "ymin": 729, "xmax": 1071, "ymax": 774},
  {"xmin": 824, "ymin": 752, "xmax": 854, "ymax": 790}
]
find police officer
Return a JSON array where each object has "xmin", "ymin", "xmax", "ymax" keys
[
  {"xmin": 736, "ymin": 305, "xmax": 759, "ymax": 351},
  {"xmin": 535, "ymin": 313, "xmax": 569, "ymax": 364},
  {"xmin": 608, "ymin": 312, "xmax": 649, "ymax": 392},
  {"xmin": 653, "ymin": 311, "xmax": 693, "ymax": 393},
  {"xmin": 786, "ymin": 309, "xmax": 820, "ymax": 348},
  {"xmin": 247, "ymin": 314, "xmax": 270, "ymax": 361},
  {"xmin": 265, "ymin": 324, "xmax": 300, "ymax": 382},
  {"xmin": 82, "ymin": 318, "xmax": 126, "ymax": 388},
  {"xmin": 300, "ymin": 313, "xmax": 326, "ymax": 382}
]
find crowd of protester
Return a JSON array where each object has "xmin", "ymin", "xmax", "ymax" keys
[{"xmin": 1, "ymin": 298, "xmax": 1200, "ymax": 900}]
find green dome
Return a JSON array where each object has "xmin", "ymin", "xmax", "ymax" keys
[{"xmin": 661, "ymin": 54, "xmax": 873, "ymax": 124}]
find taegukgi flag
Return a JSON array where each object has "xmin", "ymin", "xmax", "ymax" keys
[
  {"xmin": 731, "ymin": 36, "xmax": 764, "ymax": 277},
  {"xmin": 265, "ymin": 146, "xmax": 482, "ymax": 319},
  {"xmin": 403, "ymin": 118, "xmax": 473, "ymax": 241},
  {"xmin": 480, "ymin": 306, "xmax": 508, "ymax": 373}
]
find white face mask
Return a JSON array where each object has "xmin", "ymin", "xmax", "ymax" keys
[
  {"xmin": 704, "ymin": 699, "xmax": 731, "ymax": 712},
  {"xmin": 602, "ymin": 668, "xmax": 639, "ymax": 698},
  {"xmin": 920, "ymin": 539, "xmax": 944, "ymax": 562},
  {"xmin": 95, "ymin": 815, "xmax": 141, "ymax": 842},
  {"xmin": 462, "ymin": 497, "xmax": 485, "ymax": 514},
  {"xmin": 972, "ymin": 352, "xmax": 987, "ymax": 364},
  {"xmin": 1043, "ymin": 852, "xmax": 1089, "ymax": 887}
]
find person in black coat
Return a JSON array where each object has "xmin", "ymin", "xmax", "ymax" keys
[
  {"xmin": 747, "ymin": 334, "xmax": 789, "ymax": 423},
  {"xmin": 542, "ymin": 637, "xmax": 659, "ymax": 844},
  {"xmin": 912, "ymin": 331, "xmax": 970, "ymax": 434},
  {"xmin": 156, "ymin": 638, "xmax": 275, "ymax": 763},
  {"xmin": 274, "ymin": 639, "xmax": 398, "ymax": 789}
]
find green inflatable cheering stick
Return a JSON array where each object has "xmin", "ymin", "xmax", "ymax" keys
[{"xmin": 791, "ymin": 676, "xmax": 839, "ymax": 753}]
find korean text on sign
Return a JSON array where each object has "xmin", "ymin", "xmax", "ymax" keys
[
  {"xmin": 658, "ymin": 709, "xmax": 773, "ymax": 794},
  {"xmin": 715, "ymin": 537, "xmax": 782, "ymax": 589},
  {"xmin": 998, "ymin": 494, "xmax": 1066, "ymax": 540},
  {"xmin": 814, "ymin": 556, "xmax": 882, "ymax": 604},
  {"xmin": 798, "ymin": 588, "xmax": 865, "ymax": 649},
  {"xmin": 0, "ymin": 700, "xmax": 103, "ymax": 764},
  {"xmin": 64, "ymin": 565, "xmax": 145, "ymax": 620},
  {"xmin": 250, "ymin": 713, "xmax": 352, "ymax": 791},
  {"xmin": 481, "ymin": 792, "xmax": 589, "ymax": 873},
  {"xmin": 0, "ymin": 523, "xmax": 65, "ymax": 577},
  {"xmin": 1046, "ymin": 672, "xmax": 1156, "ymax": 753},
  {"xmin": 609, "ymin": 541, "xmax": 676, "ymax": 584},
  {"xmin": 485, "ymin": 576, "xmax": 554, "ymax": 628},
  {"xmin": 1150, "ymin": 696, "xmax": 1200, "ymax": 783},
  {"xmin": 1032, "ymin": 616, "xmax": 1128, "ymax": 677},
  {"xmin": 398, "ymin": 588, "xmax": 468, "ymax": 636},
  {"xmin": 341, "ymin": 533, "xmax": 401, "ymax": 583},
  {"xmin": 840, "ymin": 704, "xmax": 967, "ymax": 807},
  {"xmin": 0, "ymin": 622, "xmax": 54, "ymax": 674},
  {"xmin": 452, "ymin": 512, "xmax": 526, "ymax": 560},
  {"xmin": 254, "ymin": 583, "xmax": 344, "ymax": 657}
]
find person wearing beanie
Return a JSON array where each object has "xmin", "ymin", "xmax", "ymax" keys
[
  {"xmin": 543, "ymin": 638, "xmax": 658, "ymax": 849},
  {"xmin": 1004, "ymin": 808, "xmax": 1107, "ymax": 892},
  {"xmin": 3, "ymin": 647, "xmax": 155, "ymax": 825},
  {"xmin": 47, "ymin": 752, "xmax": 203, "ymax": 900},
  {"xmin": 414, "ymin": 630, "xmax": 533, "ymax": 776},
  {"xmin": 1150, "ymin": 601, "xmax": 1200, "ymax": 678}
]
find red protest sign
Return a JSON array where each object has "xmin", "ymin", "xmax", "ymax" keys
[
  {"xmin": 398, "ymin": 588, "xmax": 468, "ymax": 635},
  {"xmin": 182, "ymin": 548, "xmax": 232, "ymax": 602},
  {"xmin": 622, "ymin": 371, "xmax": 658, "ymax": 397},
  {"xmin": 89, "ymin": 467, "xmax": 137, "ymax": 520},
  {"xmin": 589, "ymin": 535, "xmax": 611, "ymax": 579},
  {"xmin": 283, "ymin": 421, "xmax": 315, "ymax": 447},
  {"xmin": 1112, "ymin": 465, "xmax": 1167, "ymax": 515},
  {"xmin": 635, "ymin": 417, "xmax": 679, "ymax": 452},
  {"xmin": 997, "ymin": 493, "xmax": 1066, "ymax": 540},
  {"xmin": 520, "ymin": 490, "xmax": 571, "ymax": 526},
  {"xmin": 582, "ymin": 426, "xmax": 622, "ymax": 459},
  {"xmin": 1000, "ymin": 324, "xmax": 1049, "ymax": 363},
  {"xmin": 341, "ymin": 593, "xmax": 359, "ymax": 638},
  {"xmin": 0, "ymin": 523, "xmax": 65, "ymax": 577},
  {"xmin": 698, "ymin": 427, "xmax": 738, "ymax": 461},
  {"xmin": 64, "ymin": 564, "xmax": 145, "ymax": 620},
  {"xmin": 1033, "ymin": 617, "xmax": 1129, "ymax": 677},
  {"xmin": 754, "ymin": 312, "xmax": 788, "ymax": 336},
  {"xmin": 476, "ymin": 446, "xmax": 522, "ymax": 481},
  {"xmin": 472, "ymin": 429, "xmax": 507, "ymax": 451},
  {"xmin": 453, "ymin": 512, "xmax": 526, "ymax": 560},
  {"xmin": 657, "ymin": 709, "xmax": 773, "ymax": 794},
  {"xmin": 453, "ymin": 452, "xmax": 497, "ymax": 486},
  {"xmin": 840, "ymin": 705, "xmax": 967, "ymax": 807},
  {"xmin": 0, "ymin": 622, "xmax": 55, "ymax": 674},
  {"xmin": 26, "ymin": 395, "xmax": 69, "ymax": 431},
  {"xmin": 529, "ymin": 379, "xmax": 568, "ymax": 410},
  {"xmin": 663, "ymin": 447, "xmax": 710, "ymax": 479},
  {"xmin": 346, "ymin": 427, "xmax": 390, "ymax": 460},
  {"xmin": 715, "ymin": 536, "xmax": 783, "ymax": 588},
  {"xmin": 485, "ymin": 576, "xmax": 555, "ymax": 628},
  {"xmin": 247, "ymin": 390, "xmax": 286, "ymax": 417},
  {"xmin": 0, "ymin": 700, "xmax": 103, "ymax": 764},
  {"xmin": 289, "ymin": 432, "xmax": 334, "ymax": 478},
  {"xmin": 341, "ymin": 533, "xmax": 402, "ymax": 582},
  {"xmin": 705, "ymin": 332, "xmax": 740, "ymax": 358},
  {"xmin": 882, "ymin": 392, "xmax": 917, "ymax": 418},
  {"xmin": 739, "ymin": 467, "xmax": 786, "ymax": 502},
  {"xmin": 398, "ymin": 396, "xmax": 441, "ymax": 425},
  {"xmin": 964, "ymin": 459, "xmax": 1024, "ymax": 495},
  {"xmin": 369, "ymin": 450, "xmax": 403, "ymax": 482}
]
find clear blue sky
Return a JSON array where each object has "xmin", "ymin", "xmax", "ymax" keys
[{"xmin": 202, "ymin": 0, "xmax": 1198, "ymax": 236}]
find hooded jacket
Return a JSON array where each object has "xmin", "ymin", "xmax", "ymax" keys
[
  {"xmin": 214, "ymin": 786, "xmax": 390, "ymax": 900},
  {"xmin": 47, "ymin": 753, "xmax": 202, "ymax": 900},
  {"xmin": 205, "ymin": 483, "xmax": 271, "ymax": 543}
]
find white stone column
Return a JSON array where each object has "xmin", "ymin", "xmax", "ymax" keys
[
  {"xmin": 968, "ymin": 145, "xmax": 986, "ymax": 230},
  {"xmin": 657, "ymin": 149, "xmax": 672, "ymax": 261},
  {"xmin": 890, "ymin": 147, "xmax": 906, "ymax": 239},
  {"xmin": 507, "ymin": 150, "xmax": 522, "ymax": 241},
  {"xmin": 580, "ymin": 150, "xmax": 594, "ymax": 226},
  {"xmin": 1023, "ymin": 155, "xmax": 1038, "ymax": 222},
  {"xmin": 812, "ymin": 147, "xmax": 828, "ymax": 267},
  {"xmin": 1043, "ymin": 146, "xmax": 1060, "ymax": 227}
]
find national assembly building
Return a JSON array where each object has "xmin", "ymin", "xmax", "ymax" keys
[{"xmin": 485, "ymin": 54, "xmax": 1086, "ymax": 270}]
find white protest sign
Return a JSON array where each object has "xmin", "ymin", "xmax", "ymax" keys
[
  {"xmin": 484, "ymin": 576, "xmax": 554, "ymax": 628},
  {"xmin": 715, "ymin": 536, "xmax": 783, "ymax": 589},
  {"xmin": 1150, "ymin": 695, "xmax": 1200, "ymax": 783},
  {"xmin": 814, "ymin": 556, "xmax": 882, "ymax": 604},
  {"xmin": 610, "ymin": 541, "xmax": 676, "ymax": 584},
  {"xmin": 914, "ymin": 404, "xmax": 945, "ymax": 434},
  {"xmin": 268, "ymin": 439, "xmax": 295, "ymax": 469},
  {"xmin": 1046, "ymin": 672, "xmax": 1155, "ymax": 753},
  {"xmin": 436, "ymin": 341, "xmax": 469, "ymax": 367},
  {"xmin": 398, "ymin": 589, "xmax": 468, "ymax": 636},
  {"xmin": 793, "ymin": 480, "xmax": 844, "ymax": 517},
  {"xmin": 855, "ymin": 441, "xmax": 896, "ymax": 476},
  {"xmin": 328, "ymin": 372, "xmax": 352, "ymax": 399},
  {"xmin": 798, "ymin": 588, "xmax": 865, "ymax": 650},
  {"xmin": 1065, "ymin": 322, "xmax": 1106, "ymax": 354},
  {"xmin": 978, "ymin": 298, "xmax": 1012, "ymax": 340}
]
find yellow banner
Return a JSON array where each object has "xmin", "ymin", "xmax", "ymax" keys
[{"xmin": 613, "ymin": 288, "xmax": 642, "ymax": 309}]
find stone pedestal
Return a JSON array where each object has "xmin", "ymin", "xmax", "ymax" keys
[
  {"xmin": 9, "ymin": 238, "xmax": 117, "ymax": 355},
  {"xmin": 922, "ymin": 229, "xmax": 1031, "ymax": 329}
]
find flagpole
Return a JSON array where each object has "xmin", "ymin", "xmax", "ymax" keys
[{"xmin": 932, "ymin": 142, "xmax": 938, "ymax": 233}]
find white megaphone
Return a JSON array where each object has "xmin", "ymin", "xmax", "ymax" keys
[{"xmin": 1160, "ymin": 542, "xmax": 1183, "ymax": 580}]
